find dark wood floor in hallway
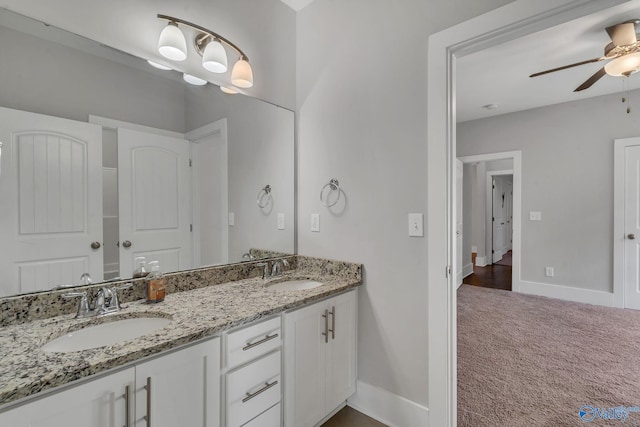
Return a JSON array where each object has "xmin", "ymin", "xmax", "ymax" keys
[
  {"xmin": 463, "ymin": 251, "xmax": 512, "ymax": 291},
  {"xmin": 321, "ymin": 406, "xmax": 387, "ymax": 427}
]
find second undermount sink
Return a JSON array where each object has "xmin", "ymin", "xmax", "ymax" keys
[
  {"xmin": 265, "ymin": 278, "xmax": 324, "ymax": 291},
  {"xmin": 42, "ymin": 316, "xmax": 172, "ymax": 353}
]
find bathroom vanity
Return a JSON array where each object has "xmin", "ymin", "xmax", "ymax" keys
[{"xmin": 0, "ymin": 256, "xmax": 361, "ymax": 427}]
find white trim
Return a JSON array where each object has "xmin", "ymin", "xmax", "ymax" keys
[
  {"xmin": 88, "ymin": 115, "xmax": 185, "ymax": 139},
  {"xmin": 427, "ymin": 1, "xmax": 625, "ymax": 425},
  {"xmin": 519, "ymin": 280, "xmax": 614, "ymax": 307},
  {"xmin": 463, "ymin": 263, "xmax": 473, "ymax": 278},
  {"xmin": 475, "ymin": 256, "xmax": 487, "ymax": 267},
  {"xmin": 347, "ymin": 381, "xmax": 429, "ymax": 427},
  {"xmin": 613, "ymin": 137, "xmax": 640, "ymax": 309}
]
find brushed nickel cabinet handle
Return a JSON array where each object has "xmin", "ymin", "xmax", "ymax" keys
[
  {"xmin": 322, "ymin": 309, "xmax": 329, "ymax": 343},
  {"xmin": 329, "ymin": 306, "xmax": 335, "ymax": 340},
  {"xmin": 144, "ymin": 377, "xmax": 151, "ymax": 426},
  {"xmin": 242, "ymin": 333, "xmax": 279, "ymax": 351},
  {"xmin": 124, "ymin": 385, "xmax": 131, "ymax": 427},
  {"xmin": 242, "ymin": 380, "xmax": 279, "ymax": 403}
]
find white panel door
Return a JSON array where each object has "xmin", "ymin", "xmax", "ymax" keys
[
  {"xmin": 0, "ymin": 106, "xmax": 103, "ymax": 295},
  {"xmin": 492, "ymin": 177, "xmax": 506, "ymax": 263},
  {"xmin": 117, "ymin": 128, "xmax": 191, "ymax": 277},
  {"xmin": 0, "ymin": 368, "xmax": 133, "ymax": 427},
  {"xmin": 624, "ymin": 145, "xmax": 640, "ymax": 309}
]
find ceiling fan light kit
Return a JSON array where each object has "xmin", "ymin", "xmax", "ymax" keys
[
  {"xmin": 156, "ymin": 14, "xmax": 254, "ymax": 89},
  {"xmin": 530, "ymin": 19, "xmax": 640, "ymax": 92}
]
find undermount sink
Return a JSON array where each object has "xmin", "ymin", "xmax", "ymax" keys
[
  {"xmin": 265, "ymin": 278, "xmax": 324, "ymax": 291},
  {"xmin": 42, "ymin": 316, "xmax": 172, "ymax": 353}
]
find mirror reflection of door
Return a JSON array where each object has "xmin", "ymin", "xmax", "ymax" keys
[{"xmin": 0, "ymin": 106, "xmax": 103, "ymax": 295}]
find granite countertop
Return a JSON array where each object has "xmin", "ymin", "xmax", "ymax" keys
[{"xmin": 0, "ymin": 268, "xmax": 361, "ymax": 408}]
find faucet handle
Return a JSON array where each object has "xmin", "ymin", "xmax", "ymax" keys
[
  {"xmin": 110, "ymin": 283, "xmax": 133, "ymax": 310},
  {"xmin": 255, "ymin": 262, "xmax": 270, "ymax": 279},
  {"xmin": 62, "ymin": 291, "xmax": 93, "ymax": 318}
]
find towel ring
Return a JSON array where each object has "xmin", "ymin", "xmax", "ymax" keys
[
  {"xmin": 257, "ymin": 185, "xmax": 272, "ymax": 208},
  {"xmin": 320, "ymin": 179, "xmax": 341, "ymax": 207}
]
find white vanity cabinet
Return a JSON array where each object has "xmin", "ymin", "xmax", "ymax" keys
[
  {"xmin": 0, "ymin": 367, "xmax": 134, "ymax": 427},
  {"xmin": 0, "ymin": 337, "xmax": 220, "ymax": 427},
  {"xmin": 223, "ymin": 316, "xmax": 282, "ymax": 427},
  {"xmin": 283, "ymin": 290, "xmax": 357, "ymax": 427}
]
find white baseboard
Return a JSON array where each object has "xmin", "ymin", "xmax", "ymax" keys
[
  {"xmin": 475, "ymin": 256, "xmax": 487, "ymax": 267},
  {"xmin": 347, "ymin": 380, "xmax": 429, "ymax": 427},
  {"xmin": 463, "ymin": 263, "xmax": 473, "ymax": 278},
  {"xmin": 519, "ymin": 280, "xmax": 614, "ymax": 307}
]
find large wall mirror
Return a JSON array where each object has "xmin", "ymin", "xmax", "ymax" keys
[{"xmin": 0, "ymin": 8, "xmax": 295, "ymax": 298}]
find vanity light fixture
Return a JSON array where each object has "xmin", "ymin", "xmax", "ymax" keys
[
  {"xmin": 183, "ymin": 73, "xmax": 208, "ymax": 86},
  {"xmin": 157, "ymin": 14, "xmax": 254, "ymax": 89},
  {"xmin": 147, "ymin": 60, "xmax": 172, "ymax": 71},
  {"xmin": 220, "ymin": 86, "xmax": 238, "ymax": 94}
]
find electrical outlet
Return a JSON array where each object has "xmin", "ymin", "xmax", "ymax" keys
[
  {"xmin": 545, "ymin": 267, "xmax": 554, "ymax": 277},
  {"xmin": 228, "ymin": 212, "xmax": 235, "ymax": 226},
  {"xmin": 530, "ymin": 211, "xmax": 542, "ymax": 221},
  {"xmin": 408, "ymin": 213, "xmax": 424, "ymax": 237},
  {"xmin": 311, "ymin": 213, "xmax": 320, "ymax": 232},
  {"xmin": 277, "ymin": 213, "xmax": 285, "ymax": 230}
]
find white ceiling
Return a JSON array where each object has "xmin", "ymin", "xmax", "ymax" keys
[
  {"xmin": 457, "ymin": 0, "xmax": 640, "ymax": 122},
  {"xmin": 279, "ymin": 0, "xmax": 315, "ymax": 11}
]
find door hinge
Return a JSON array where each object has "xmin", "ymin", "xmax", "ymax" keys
[
  {"xmin": 446, "ymin": 265, "xmax": 452, "ymax": 278},
  {"xmin": 189, "ymin": 159, "xmax": 192, "ymax": 167},
  {"xmin": 492, "ymin": 217, "xmax": 495, "ymax": 221},
  {"xmin": 190, "ymin": 224, "xmax": 193, "ymax": 232},
  {"xmin": 492, "ymin": 250, "xmax": 495, "ymax": 253}
]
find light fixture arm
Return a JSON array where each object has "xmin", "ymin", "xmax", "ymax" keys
[{"xmin": 157, "ymin": 14, "xmax": 248, "ymax": 61}]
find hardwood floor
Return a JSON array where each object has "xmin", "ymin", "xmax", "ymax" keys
[
  {"xmin": 320, "ymin": 406, "xmax": 387, "ymax": 427},
  {"xmin": 463, "ymin": 253, "xmax": 512, "ymax": 291}
]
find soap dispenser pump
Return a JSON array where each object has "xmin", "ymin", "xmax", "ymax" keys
[
  {"xmin": 146, "ymin": 261, "xmax": 166, "ymax": 303},
  {"xmin": 133, "ymin": 256, "xmax": 148, "ymax": 278}
]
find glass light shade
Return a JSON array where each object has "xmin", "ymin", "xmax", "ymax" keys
[
  {"xmin": 220, "ymin": 86, "xmax": 238, "ymax": 94},
  {"xmin": 202, "ymin": 39, "xmax": 228, "ymax": 73},
  {"xmin": 183, "ymin": 73, "xmax": 208, "ymax": 86},
  {"xmin": 231, "ymin": 59, "xmax": 254, "ymax": 88},
  {"xmin": 147, "ymin": 60, "xmax": 172, "ymax": 71},
  {"xmin": 158, "ymin": 23, "xmax": 187, "ymax": 61},
  {"xmin": 605, "ymin": 52, "xmax": 640, "ymax": 76}
]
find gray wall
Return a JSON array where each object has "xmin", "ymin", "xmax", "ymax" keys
[
  {"xmin": 458, "ymin": 89, "xmax": 640, "ymax": 292},
  {"xmin": 186, "ymin": 86, "xmax": 295, "ymax": 260},
  {"xmin": 296, "ymin": 0, "xmax": 515, "ymax": 407}
]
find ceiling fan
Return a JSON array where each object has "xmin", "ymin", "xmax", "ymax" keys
[{"xmin": 530, "ymin": 19, "xmax": 640, "ymax": 92}]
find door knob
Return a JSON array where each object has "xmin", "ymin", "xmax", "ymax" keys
[
  {"xmin": 629, "ymin": 234, "xmax": 636, "ymax": 240},
  {"xmin": 90, "ymin": 241, "xmax": 101, "ymax": 249},
  {"xmin": 122, "ymin": 240, "xmax": 132, "ymax": 248}
]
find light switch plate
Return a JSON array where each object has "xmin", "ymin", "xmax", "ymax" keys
[
  {"xmin": 228, "ymin": 212, "xmax": 235, "ymax": 226},
  {"xmin": 277, "ymin": 213, "xmax": 285, "ymax": 230},
  {"xmin": 408, "ymin": 213, "xmax": 424, "ymax": 237},
  {"xmin": 529, "ymin": 211, "xmax": 542, "ymax": 221},
  {"xmin": 311, "ymin": 213, "xmax": 320, "ymax": 232}
]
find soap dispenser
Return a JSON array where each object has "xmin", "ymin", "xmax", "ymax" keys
[
  {"xmin": 132, "ymin": 257, "xmax": 148, "ymax": 278},
  {"xmin": 146, "ymin": 261, "xmax": 166, "ymax": 303}
]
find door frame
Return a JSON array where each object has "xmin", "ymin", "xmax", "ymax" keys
[
  {"xmin": 613, "ymin": 137, "xmax": 640, "ymax": 308},
  {"xmin": 486, "ymin": 170, "xmax": 513, "ymax": 265},
  {"xmin": 426, "ymin": 1, "xmax": 624, "ymax": 425}
]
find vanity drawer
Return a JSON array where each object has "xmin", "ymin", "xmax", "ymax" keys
[
  {"xmin": 243, "ymin": 402, "xmax": 281, "ymax": 427},
  {"xmin": 226, "ymin": 316, "xmax": 281, "ymax": 369},
  {"xmin": 226, "ymin": 350, "xmax": 281, "ymax": 427}
]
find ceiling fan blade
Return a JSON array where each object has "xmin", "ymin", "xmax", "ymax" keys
[
  {"xmin": 529, "ymin": 57, "xmax": 604, "ymax": 78},
  {"xmin": 574, "ymin": 67, "xmax": 607, "ymax": 92},
  {"xmin": 606, "ymin": 22, "xmax": 637, "ymax": 46}
]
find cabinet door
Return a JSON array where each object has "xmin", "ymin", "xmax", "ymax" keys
[
  {"xmin": 283, "ymin": 301, "xmax": 326, "ymax": 427},
  {"xmin": 325, "ymin": 290, "xmax": 357, "ymax": 411},
  {"xmin": 135, "ymin": 338, "xmax": 220, "ymax": 427},
  {"xmin": 0, "ymin": 367, "xmax": 134, "ymax": 427}
]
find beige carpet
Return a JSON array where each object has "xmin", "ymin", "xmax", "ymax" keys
[{"xmin": 458, "ymin": 285, "xmax": 640, "ymax": 427}]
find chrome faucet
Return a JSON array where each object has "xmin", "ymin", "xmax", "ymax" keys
[
  {"xmin": 271, "ymin": 259, "xmax": 289, "ymax": 277},
  {"xmin": 62, "ymin": 283, "xmax": 132, "ymax": 318}
]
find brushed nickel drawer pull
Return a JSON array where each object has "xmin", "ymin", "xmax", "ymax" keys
[
  {"xmin": 329, "ymin": 306, "xmax": 335, "ymax": 340},
  {"xmin": 144, "ymin": 377, "xmax": 151, "ymax": 426},
  {"xmin": 124, "ymin": 385, "xmax": 131, "ymax": 427},
  {"xmin": 242, "ymin": 380, "xmax": 279, "ymax": 403},
  {"xmin": 322, "ymin": 309, "xmax": 329, "ymax": 343},
  {"xmin": 242, "ymin": 333, "xmax": 279, "ymax": 351}
]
